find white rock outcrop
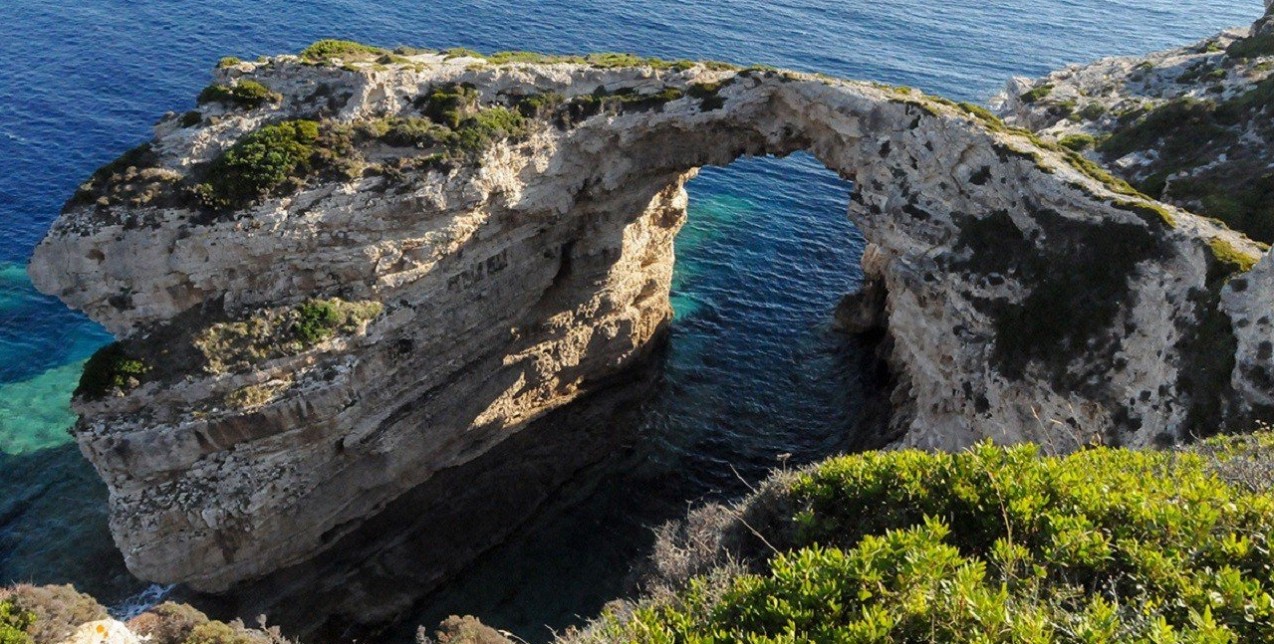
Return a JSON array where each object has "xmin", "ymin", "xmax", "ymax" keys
[{"xmin": 28, "ymin": 50, "xmax": 1271, "ymax": 591}]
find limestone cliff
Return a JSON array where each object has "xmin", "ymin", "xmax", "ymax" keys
[
  {"xmin": 994, "ymin": 6, "xmax": 1274, "ymax": 244},
  {"xmin": 28, "ymin": 43, "xmax": 1271, "ymax": 592}
]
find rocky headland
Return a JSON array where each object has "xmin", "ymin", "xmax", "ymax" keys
[{"xmin": 11, "ymin": 9, "xmax": 1274, "ymax": 640}]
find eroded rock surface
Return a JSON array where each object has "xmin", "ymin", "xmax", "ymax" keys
[
  {"xmin": 994, "ymin": 6, "xmax": 1274, "ymax": 244},
  {"xmin": 28, "ymin": 46, "xmax": 1271, "ymax": 591}
]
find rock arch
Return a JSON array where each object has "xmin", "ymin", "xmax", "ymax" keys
[{"xmin": 29, "ymin": 54, "xmax": 1272, "ymax": 591}]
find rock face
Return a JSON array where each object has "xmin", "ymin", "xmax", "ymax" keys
[
  {"xmin": 28, "ymin": 47, "xmax": 1271, "ymax": 591},
  {"xmin": 993, "ymin": 8, "xmax": 1274, "ymax": 243}
]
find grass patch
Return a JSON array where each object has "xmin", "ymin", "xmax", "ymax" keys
[
  {"xmin": 66, "ymin": 142, "xmax": 187, "ymax": 211},
  {"xmin": 450, "ymin": 48, "xmax": 727, "ymax": 71},
  {"xmin": 216, "ymin": 56, "xmax": 242, "ymax": 69},
  {"xmin": 588, "ymin": 439, "xmax": 1274, "ymax": 642},
  {"xmin": 225, "ymin": 382, "xmax": 289, "ymax": 410},
  {"xmin": 196, "ymin": 80, "xmax": 280, "ymax": 110},
  {"xmin": 1110, "ymin": 199, "xmax": 1178, "ymax": 228},
  {"xmin": 1078, "ymin": 102, "xmax": 1107, "ymax": 120},
  {"xmin": 75, "ymin": 343, "xmax": 148, "ymax": 400}
]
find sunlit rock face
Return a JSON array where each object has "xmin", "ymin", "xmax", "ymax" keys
[{"xmin": 29, "ymin": 49, "xmax": 1269, "ymax": 591}]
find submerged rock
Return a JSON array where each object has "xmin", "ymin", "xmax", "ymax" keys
[{"xmin": 27, "ymin": 45, "xmax": 1271, "ymax": 593}]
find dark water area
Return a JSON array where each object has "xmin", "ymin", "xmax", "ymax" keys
[{"xmin": 0, "ymin": 0, "xmax": 1258, "ymax": 640}]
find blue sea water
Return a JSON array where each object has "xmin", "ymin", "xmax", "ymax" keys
[{"xmin": 0, "ymin": 0, "xmax": 1257, "ymax": 639}]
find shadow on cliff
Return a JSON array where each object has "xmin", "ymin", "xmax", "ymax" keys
[
  {"xmin": 184, "ymin": 320, "xmax": 894, "ymax": 642},
  {"xmin": 0, "ymin": 444, "xmax": 145, "ymax": 605},
  {"xmin": 183, "ymin": 339, "xmax": 674, "ymax": 641}
]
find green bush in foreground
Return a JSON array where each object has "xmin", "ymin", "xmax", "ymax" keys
[
  {"xmin": 596, "ymin": 440, "xmax": 1274, "ymax": 642},
  {"xmin": 0, "ymin": 600, "xmax": 32, "ymax": 644}
]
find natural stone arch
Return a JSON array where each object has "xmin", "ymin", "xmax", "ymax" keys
[{"xmin": 29, "ymin": 53, "xmax": 1271, "ymax": 591}]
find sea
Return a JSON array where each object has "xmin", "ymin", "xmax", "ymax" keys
[{"xmin": 0, "ymin": 0, "xmax": 1256, "ymax": 640}]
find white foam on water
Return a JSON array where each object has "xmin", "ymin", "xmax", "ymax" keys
[{"xmin": 110, "ymin": 584, "xmax": 176, "ymax": 621}]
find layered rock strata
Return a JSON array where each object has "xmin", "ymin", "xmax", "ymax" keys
[{"xmin": 29, "ymin": 46, "xmax": 1271, "ymax": 590}]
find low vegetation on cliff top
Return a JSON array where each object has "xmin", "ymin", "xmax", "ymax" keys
[{"xmin": 563, "ymin": 432, "xmax": 1274, "ymax": 643}]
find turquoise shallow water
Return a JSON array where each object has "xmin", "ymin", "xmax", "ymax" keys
[{"xmin": 0, "ymin": 0, "xmax": 1258, "ymax": 638}]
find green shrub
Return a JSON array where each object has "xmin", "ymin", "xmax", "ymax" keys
[
  {"xmin": 1172, "ymin": 167, "xmax": 1274, "ymax": 244},
  {"xmin": 416, "ymin": 83, "xmax": 479, "ymax": 128},
  {"xmin": 294, "ymin": 300, "xmax": 343, "ymax": 344},
  {"xmin": 0, "ymin": 601, "xmax": 32, "ymax": 644},
  {"xmin": 513, "ymin": 92, "xmax": 564, "ymax": 118},
  {"xmin": 1078, "ymin": 102, "xmax": 1107, "ymax": 120},
  {"xmin": 76, "ymin": 343, "xmax": 149, "ymax": 399},
  {"xmin": 299, "ymin": 39, "xmax": 387, "ymax": 62},
  {"xmin": 195, "ymin": 120, "xmax": 319, "ymax": 209},
  {"xmin": 441, "ymin": 47, "xmax": 482, "ymax": 59},
  {"xmin": 197, "ymin": 80, "xmax": 280, "ymax": 110},
  {"xmin": 445, "ymin": 108, "xmax": 527, "ymax": 159},
  {"xmin": 179, "ymin": 111, "xmax": 202, "ymax": 128},
  {"xmin": 379, "ymin": 117, "xmax": 454, "ymax": 148},
  {"xmin": 1020, "ymin": 83, "xmax": 1054, "ymax": 103},
  {"xmin": 687, "ymin": 82, "xmax": 727, "ymax": 111},
  {"xmin": 593, "ymin": 442, "xmax": 1274, "ymax": 642},
  {"xmin": 1058, "ymin": 133, "xmax": 1097, "ymax": 151},
  {"xmin": 216, "ymin": 56, "xmax": 242, "ymax": 68}
]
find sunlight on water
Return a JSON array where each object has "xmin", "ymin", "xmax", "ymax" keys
[{"xmin": 0, "ymin": 361, "xmax": 81, "ymax": 455}]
